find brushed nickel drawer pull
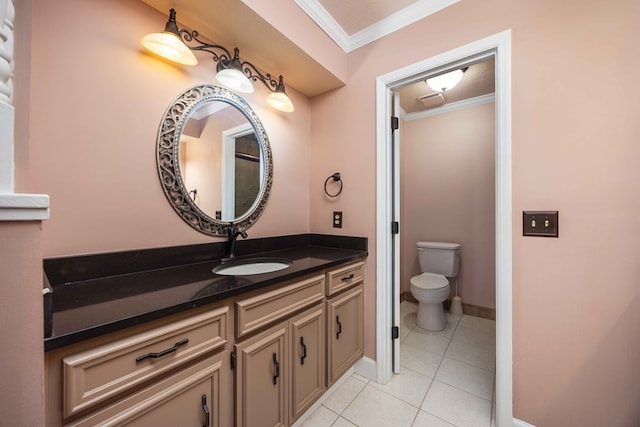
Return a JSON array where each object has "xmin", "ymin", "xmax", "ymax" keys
[
  {"xmin": 135, "ymin": 338, "xmax": 189, "ymax": 362},
  {"xmin": 341, "ymin": 273, "xmax": 355, "ymax": 282}
]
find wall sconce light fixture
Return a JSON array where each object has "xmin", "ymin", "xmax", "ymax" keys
[
  {"xmin": 142, "ymin": 9, "xmax": 294, "ymax": 112},
  {"xmin": 426, "ymin": 67, "xmax": 468, "ymax": 93}
]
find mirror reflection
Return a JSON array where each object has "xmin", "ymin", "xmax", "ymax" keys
[
  {"xmin": 179, "ymin": 101, "xmax": 263, "ymax": 221},
  {"xmin": 156, "ymin": 84, "xmax": 273, "ymax": 236}
]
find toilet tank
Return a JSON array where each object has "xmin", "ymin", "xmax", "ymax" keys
[{"xmin": 417, "ymin": 241, "xmax": 461, "ymax": 277}]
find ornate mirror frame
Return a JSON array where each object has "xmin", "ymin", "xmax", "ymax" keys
[{"xmin": 156, "ymin": 84, "xmax": 273, "ymax": 236}]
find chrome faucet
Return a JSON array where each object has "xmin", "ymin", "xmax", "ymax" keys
[{"xmin": 224, "ymin": 227, "xmax": 248, "ymax": 260}]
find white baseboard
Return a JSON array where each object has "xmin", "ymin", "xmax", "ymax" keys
[
  {"xmin": 354, "ymin": 356, "xmax": 376, "ymax": 381},
  {"xmin": 514, "ymin": 418, "xmax": 536, "ymax": 427}
]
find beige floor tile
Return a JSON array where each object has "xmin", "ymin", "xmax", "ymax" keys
[
  {"xmin": 404, "ymin": 328, "xmax": 452, "ymax": 355},
  {"xmin": 445, "ymin": 339, "xmax": 495, "ymax": 372},
  {"xmin": 402, "ymin": 310, "xmax": 418, "ymax": 328},
  {"xmin": 415, "ymin": 316, "xmax": 458, "ymax": 338},
  {"xmin": 435, "ymin": 358, "xmax": 494, "ymax": 400},
  {"xmin": 371, "ymin": 368, "xmax": 431, "ymax": 407},
  {"xmin": 400, "ymin": 343, "xmax": 442, "ymax": 377},
  {"xmin": 459, "ymin": 315, "xmax": 495, "ymax": 333},
  {"xmin": 351, "ymin": 373, "xmax": 370, "ymax": 384},
  {"xmin": 452, "ymin": 326, "xmax": 495, "ymax": 351},
  {"xmin": 412, "ymin": 410, "xmax": 456, "ymax": 427},
  {"xmin": 323, "ymin": 376, "xmax": 367, "ymax": 415},
  {"xmin": 332, "ymin": 417, "xmax": 357, "ymax": 427},
  {"xmin": 446, "ymin": 312, "xmax": 462, "ymax": 326},
  {"xmin": 300, "ymin": 405, "xmax": 339, "ymax": 427},
  {"xmin": 342, "ymin": 385, "xmax": 419, "ymax": 427},
  {"xmin": 400, "ymin": 323, "xmax": 414, "ymax": 342},
  {"xmin": 401, "ymin": 301, "xmax": 418, "ymax": 313},
  {"xmin": 421, "ymin": 381, "xmax": 492, "ymax": 427}
]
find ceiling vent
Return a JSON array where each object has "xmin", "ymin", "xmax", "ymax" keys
[{"xmin": 418, "ymin": 92, "xmax": 445, "ymax": 109}]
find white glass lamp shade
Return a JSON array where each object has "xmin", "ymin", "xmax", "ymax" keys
[
  {"xmin": 267, "ymin": 91, "xmax": 295, "ymax": 112},
  {"xmin": 216, "ymin": 68, "xmax": 254, "ymax": 93},
  {"xmin": 426, "ymin": 69, "xmax": 464, "ymax": 92},
  {"xmin": 141, "ymin": 32, "xmax": 198, "ymax": 66}
]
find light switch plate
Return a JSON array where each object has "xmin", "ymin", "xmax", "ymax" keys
[{"xmin": 523, "ymin": 211, "xmax": 558, "ymax": 237}]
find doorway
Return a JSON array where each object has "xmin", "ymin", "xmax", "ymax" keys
[{"xmin": 374, "ymin": 30, "xmax": 513, "ymax": 425}]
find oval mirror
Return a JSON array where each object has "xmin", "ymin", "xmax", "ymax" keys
[{"xmin": 156, "ymin": 84, "xmax": 273, "ymax": 236}]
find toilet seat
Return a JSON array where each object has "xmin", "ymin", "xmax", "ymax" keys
[{"xmin": 410, "ymin": 272, "xmax": 449, "ymax": 290}]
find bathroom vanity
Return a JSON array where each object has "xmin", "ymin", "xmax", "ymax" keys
[
  {"xmin": 44, "ymin": 236, "xmax": 366, "ymax": 427},
  {"xmin": 43, "ymin": 84, "xmax": 367, "ymax": 426}
]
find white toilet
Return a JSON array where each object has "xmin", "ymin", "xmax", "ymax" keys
[{"xmin": 410, "ymin": 241, "xmax": 461, "ymax": 331}]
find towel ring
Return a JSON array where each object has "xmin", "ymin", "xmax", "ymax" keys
[{"xmin": 324, "ymin": 173, "xmax": 343, "ymax": 197}]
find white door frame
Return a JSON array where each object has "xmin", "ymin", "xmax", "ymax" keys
[
  {"xmin": 221, "ymin": 122, "xmax": 255, "ymax": 221},
  {"xmin": 375, "ymin": 30, "xmax": 513, "ymax": 425}
]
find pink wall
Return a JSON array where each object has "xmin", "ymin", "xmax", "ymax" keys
[
  {"xmin": 0, "ymin": 222, "xmax": 44, "ymax": 425},
  {"xmin": 12, "ymin": 0, "xmax": 640, "ymax": 425},
  {"xmin": 400, "ymin": 103, "xmax": 495, "ymax": 309},
  {"xmin": 27, "ymin": 0, "xmax": 312, "ymax": 257},
  {"xmin": 308, "ymin": 0, "xmax": 640, "ymax": 425}
]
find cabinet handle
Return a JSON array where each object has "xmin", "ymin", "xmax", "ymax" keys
[
  {"xmin": 135, "ymin": 338, "xmax": 189, "ymax": 362},
  {"xmin": 336, "ymin": 316, "xmax": 342, "ymax": 340},
  {"xmin": 341, "ymin": 273, "xmax": 355, "ymax": 282},
  {"xmin": 201, "ymin": 394, "xmax": 210, "ymax": 427},
  {"xmin": 300, "ymin": 337, "xmax": 307, "ymax": 365},
  {"xmin": 272, "ymin": 352, "xmax": 280, "ymax": 385}
]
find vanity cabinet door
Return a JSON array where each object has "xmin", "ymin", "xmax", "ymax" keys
[
  {"xmin": 289, "ymin": 304, "xmax": 325, "ymax": 421},
  {"xmin": 235, "ymin": 324, "xmax": 288, "ymax": 427},
  {"xmin": 326, "ymin": 284, "xmax": 364, "ymax": 386},
  {"xmin": 66, "ymin": 351, "xmax": 232, "ymax": 427}
]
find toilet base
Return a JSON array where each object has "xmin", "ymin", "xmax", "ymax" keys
[{"xmin": 416, "ymin": 301, "xmax": 447, "ymax": 331}]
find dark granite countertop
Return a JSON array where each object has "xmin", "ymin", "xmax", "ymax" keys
[{"xmin": 44, "ymin": 235, "xmax": 367, "ymax": 352}]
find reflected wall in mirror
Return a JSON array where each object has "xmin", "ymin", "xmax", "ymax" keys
[{"xmin": 157, "ymin": 85, "xmax": 273, "ymax": 236}]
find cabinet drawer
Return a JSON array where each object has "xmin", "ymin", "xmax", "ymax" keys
[
  {"xmin": 326, "ymin": 261, "xmax": 364, "ymax": 296},
  {"xmin": 62, "ymin": 306, "xmax": 228, "ymax": 418},
  {"xmin": 236, "ymin": 274, "xmax": 325, "ymax": 339},
  {"xmin": 66, "ymin": 352, "xmax": 232, "ymax": 427}
]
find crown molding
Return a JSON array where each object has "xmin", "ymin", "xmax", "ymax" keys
[
  {"xmin": 294, "ymin": 0, "xmax": 350, "ymax": 51},
  {"xmin": 296, "ymin": 0, "xmax": 460, "ymax": 53},
  {"xmin": 402, "ymin": 92, "xmax": 495, "ymax": 121}
]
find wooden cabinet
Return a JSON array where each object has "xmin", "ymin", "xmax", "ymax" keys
[
  {"xmin": 289, "ymin": 304, "xmax": 325, "ymax": 420},
  {"xmin": 46, "ymin": 259, "xmax": 365, "ymax": 427},
  {"xmin": 234, "ymin": 323, "xmax": 288, "ymax": 427},
  {"xmin": 326, "ymin": 262, "xmax": 364, "ymax": 387},
  {"xmin": 45, "ymin": 304, "xmax": 232, "ymax": 427},
  {"xmin": 234, "ymin": 277, "xmax": 326, "ymax": 427},
  {"xmin": 62, "ymin": 308, "xmax": 228, "ymax": 418},
  {"xmin": 66, "ymin": 350, "xmax": 232, "ymax": 427},
  {"xmin": 326, "ymin": 284, "xmax": 364, "ymax": 385}
]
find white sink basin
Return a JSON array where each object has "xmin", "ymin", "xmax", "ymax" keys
[{"xmin": 212, "ymin": 257, "xmax": 292, "ymax": 276}]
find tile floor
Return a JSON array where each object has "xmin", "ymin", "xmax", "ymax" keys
[{"xmin": 300, "ymin": 301, "xmax": 496, "ymax": 427}]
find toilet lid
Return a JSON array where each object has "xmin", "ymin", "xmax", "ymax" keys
[{"xmin": 410, "ymin": 272, "xmax": 449, "ymax": 290}]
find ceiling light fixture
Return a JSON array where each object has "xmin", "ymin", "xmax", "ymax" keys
[
  {"xmin": 426, "ymin": 68, "xmax": 467, "ymax": 92},
  {"xmin": 141, "ymin": 9, "xmax": 294, "ymax": 112}
]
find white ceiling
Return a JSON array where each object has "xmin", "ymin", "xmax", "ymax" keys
[{"xmin": 295, "ymin": 0, "xmax": 460, "ymax": 52}]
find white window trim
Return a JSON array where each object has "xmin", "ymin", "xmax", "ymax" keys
[{"xmin": 0, "ymin": 0, "xmax": 49, "ymax": 221}]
